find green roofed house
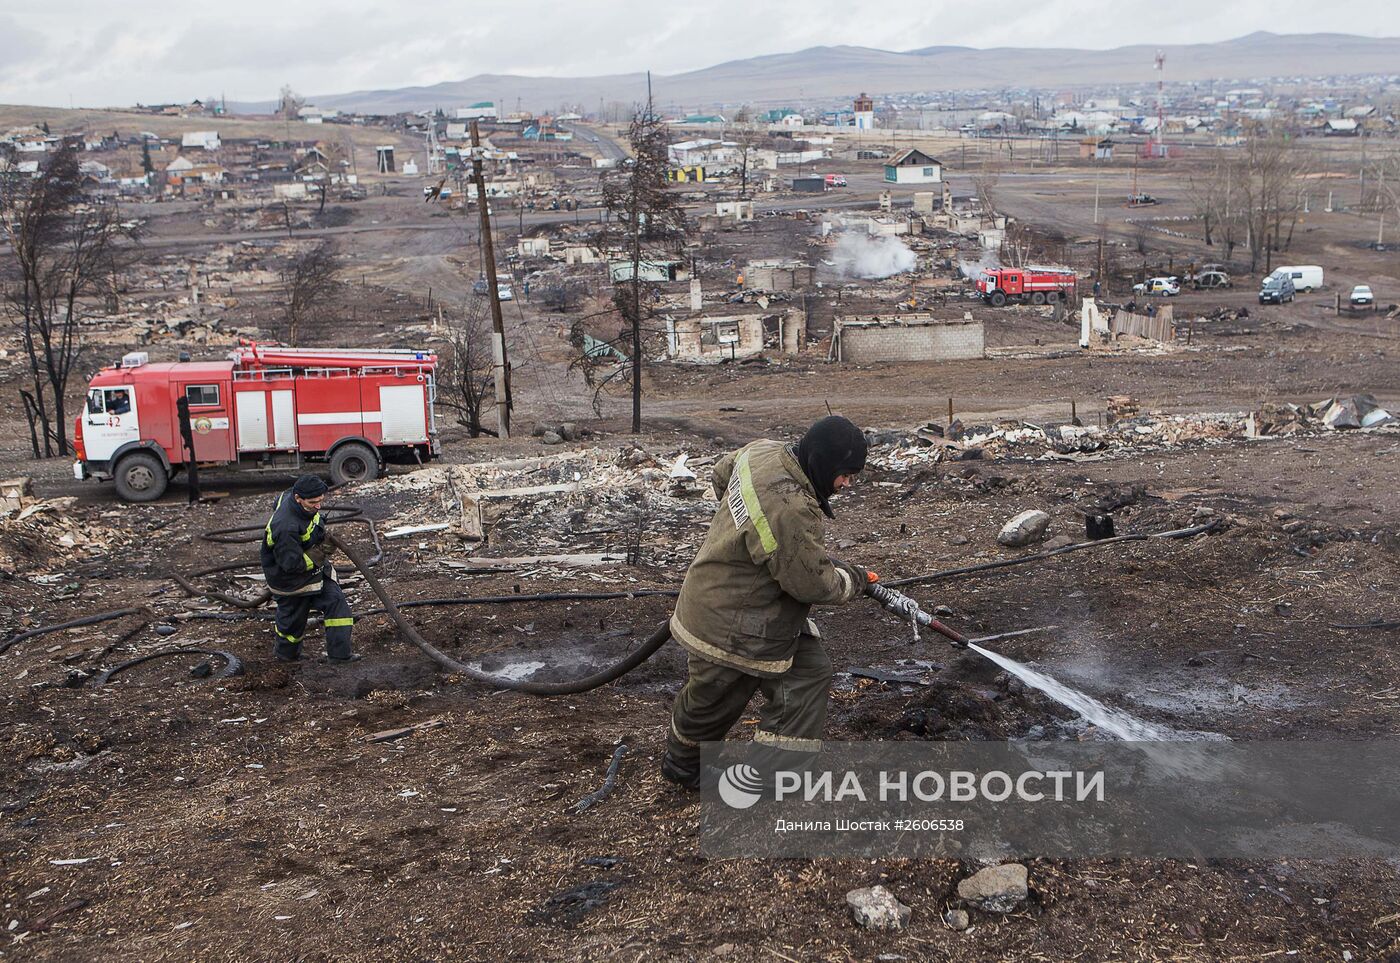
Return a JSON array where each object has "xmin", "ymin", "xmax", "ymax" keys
[
  {"xmin": 680, "ymin": 114, "xmax": 726, "ymax": 125},
  {"xmin": 759, "ymin": 109, "xmax": 802, "ymax": 126}
]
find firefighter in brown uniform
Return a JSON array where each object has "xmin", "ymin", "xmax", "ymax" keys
[
  {"xmin": 663, "ymin": 416, "xmax": 877, "ymax": 789},
  {"xmin": 260, "ymin": 475, "xmax": 360, "ymax": 663}
]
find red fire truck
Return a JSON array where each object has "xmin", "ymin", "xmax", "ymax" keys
[
  {"xmin": 975, "ymin": 266, "xmax": 1077, "ymax": 307},
  {"xmin": 74, "ymin": 343, "xmax": 440, "ymax": 502}
]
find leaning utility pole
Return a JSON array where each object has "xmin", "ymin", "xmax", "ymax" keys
[{"xmin": 470, "ymin": 120, "xmax": 511, "ymax": 438}]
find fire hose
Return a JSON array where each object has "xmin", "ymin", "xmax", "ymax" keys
[
  {"xmin": 326, "ymin": 529, "xmax": 675, "ymax": 695},
  {"xmin": 4, "ymin": 514, "xmax": 1220, "ymax": 690}
]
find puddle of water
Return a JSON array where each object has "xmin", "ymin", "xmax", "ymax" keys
[{"xmin": 468, "ymin": 660, "xmax": 548, "ymax": 683}]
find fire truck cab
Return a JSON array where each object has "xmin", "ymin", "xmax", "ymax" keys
[
  {"xmin": 975, "ymin": 267, "xmax": 1077, "ymax": 307},
  {"xmin": 75, "ymin": 344, "xmax": 440, "ymax": 502}
]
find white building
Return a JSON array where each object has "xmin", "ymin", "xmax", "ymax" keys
[
  {"xmin": 883, "ymin": 148, "xmax": 942, "ymax": 184},
  {"xmin": 181, "ymin": 131, "xmax": 221, "ymax": 150},
  {"xmin": 456, "ymin": 102, "xmax": 498, "ymax": 120},
  {"xmin": 667, "ymin": 139, "xmax": 736, "ymax": 166},
  {"xmin": 854, "ymin": 92, "xmax": 875, "ymax": 130}
]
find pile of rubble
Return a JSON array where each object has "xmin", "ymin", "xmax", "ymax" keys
[
  {"xmin": 867, "ymin": 394, "xmax": 1396, "ymax": 469},
  {"xmin": 356, "ymin": 446, "xmax": 719, "ymax": 576},
  {"xmin": 1248, "ymin": 394, "xmax": 1394, "ymax": 435},
  {"xmin": 1200, "ymin": 306, "xmax": 1250, "ymax": 323},
  {"xmin": 0, "ymin": 478, "xmax": 130, "ymax": 574}
]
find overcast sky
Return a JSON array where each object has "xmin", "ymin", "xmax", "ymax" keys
[{"xmin": 1, "ymin": 0, "xmax": 1393, "ymax": 108}]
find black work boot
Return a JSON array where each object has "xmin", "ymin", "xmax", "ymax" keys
[{"xmin": 661, "ymin": 751, "xmax": 700, "ymax": 791}]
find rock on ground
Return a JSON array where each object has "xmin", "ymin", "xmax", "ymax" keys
[
  {"xmin": 957, "ymin": 863, "xmax": 1028, "ymax": 913},
  {"xmin": 845, "ymin": 885, "xmax": 912, "ymax": 930},
  {"xmin": 997, "ymin": 510, "xmax": 1051, "ymax": 547},
  {"xmin": 943, "ymin": 908, "xmax": 970, "ymax": 930}
]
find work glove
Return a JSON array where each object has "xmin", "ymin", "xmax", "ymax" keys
[
  {"xmin": 306, "ymin": 543, "xmax": 333, "ymax": 570},
  {"xmin": 850, "ymin": 564, "xmax": 881, "ymax": 596}
]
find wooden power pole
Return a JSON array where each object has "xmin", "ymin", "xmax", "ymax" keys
[{"xmin": 470, "ymin": 120, "xmax": 511, "ymax": 438}]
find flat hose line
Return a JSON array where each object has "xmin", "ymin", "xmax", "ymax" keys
[{"xmin": 326, "ymin": 530, "xmax": 674, "ymax": 695}]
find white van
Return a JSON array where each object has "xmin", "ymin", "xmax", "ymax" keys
[{"xmin": 1270, "ymin": 265, "xmax": 1324, "ymax": 292}]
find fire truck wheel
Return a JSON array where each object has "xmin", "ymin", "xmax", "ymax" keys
[
  {"xmin": 329, "ymin": 443, "xmax": 380, "ymax": 485},
  {"xmin": 989, "ymin": 291, "xmax": 1006, "ymax": 307},
  {"xmin": 1030, "ymin": 292, "xmax": 1046, "ymax": 305},
  {"xmin": 113, "ymin": 451, "xmax": 169, "ymax": 502}
]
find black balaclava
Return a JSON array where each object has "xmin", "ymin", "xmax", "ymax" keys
[{"xmin": 795, "ymin": 416, "xmax": 867, "ymax": 518}]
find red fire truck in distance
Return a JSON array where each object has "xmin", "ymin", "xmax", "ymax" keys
[
  {"xmin": 974, "ymin": 266, "xmax": 1077, "ymax": 307},
  {"xmin": 75, "ymin": 343, "xmax": 440, "ymax": 502}
]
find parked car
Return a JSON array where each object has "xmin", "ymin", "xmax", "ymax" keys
[
  {"xmin": 472, "ymin": 278, "xmax": 514, "ymax": 301},
  {"xmin": 1133, "ymin": 277, "xmax": 1180, "ymax": 297},
  {"xmin": 824, "ymin": 174, "xmax": 848, "ymax": 188},
  {"xmin": 1350, "ymin": 284, "xmax": 1374, "ymax": 306},
  {"xmin": 1127, "ymin": 193, "xmax": 1158, "ymax": 205},
  {"xmin": 1270, "ymin": 265, "xmax": 1324, "ymax": 292},
  {"xmin": 1194, "ymin": 271, "xmax": 1232, "ymax": 290},
  {"xmin": 1259, "ymin": 273, "xmax": 1295, "ymax": 304}
]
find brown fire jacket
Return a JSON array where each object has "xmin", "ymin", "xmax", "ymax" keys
[{"xmin": 670, "ymin": 440, "xmax": 863, "ymax": 677}]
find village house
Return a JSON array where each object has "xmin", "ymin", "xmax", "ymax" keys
[{"xmin": 883, "ymin": 148, "xmax": 943, "ymax": 184}]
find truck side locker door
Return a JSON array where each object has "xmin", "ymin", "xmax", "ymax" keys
[
  {"xmin": 1005, "ymin": 271, "xmax": 1022, "ymax": 296},
  {"xmin": 379, "ymin": 382, "xmax": 427, "ymax": 443},
  {"xmin": 235, "ymin": 387, "xmax": 271, "ymax": 451},
  {"xmin": 270, "ymin": 389, "xmax": 297, "ymax": 449}
]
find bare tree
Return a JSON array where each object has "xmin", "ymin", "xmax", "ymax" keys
[
  {"xmin": 727, "ymin": 117, "xmax": 767, "ymax": 199},
  {"xmin": 1132, "ymin": 221, "xmax": 1151, "ymax": 256},
  {"xmin": 1225, "ymin": 128, "xmax": 1310, "ymax": 272},
  {"xmin": 0, "ymin": 144, "xmax": 134, "ymax": 457},
  {"xmin": 971, "ymin": 162, "xmax": 1000, "ymax": 217},
  {"xmin": 1187, "ymin": 155, "xmax": 1227, "ymax": 247},
  {"xmin": 599, "ymin": 104, "xmax": 687, "ymax": 433},
  {"xmin": 281, "ymin": 241, "xmax": 339, "ymax": 345},
  {"xmin": 439, "ymin": 296, "xmax": 496, "ymax": 437}
]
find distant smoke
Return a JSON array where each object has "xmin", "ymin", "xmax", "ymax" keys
[
  {"xmin": 957, "ymin": 252, "xmax": 1000, "ymax": 279},
  {"xmin": 833, "ymin": 233, "xmax": 916, "ymax": 279}
]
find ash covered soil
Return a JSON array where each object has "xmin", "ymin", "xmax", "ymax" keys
[
  {"xmin": 4, "ymin": 421, "xmax": 1400, "ymax": 961},
  {"xmin": 3, "ymin": 219, "xmax": 1400, "ymax": 959}
]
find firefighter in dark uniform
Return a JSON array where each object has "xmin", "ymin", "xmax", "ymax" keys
[
  {"xmin": 662, "ymin": 416, "xmax": 877, "ymax": 789},
  {"xmin": 260, "ymin": 475, "xmax": 360, "ymax": 663}
]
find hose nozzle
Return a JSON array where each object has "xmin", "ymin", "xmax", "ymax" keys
[{"xmin": 867, "ymin": 583, "xmax": 969, "ymax": 648}]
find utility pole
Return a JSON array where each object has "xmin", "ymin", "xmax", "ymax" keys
[{"xmin": 471, "ymin": 120, "xmax": 511, "ymax": 438}]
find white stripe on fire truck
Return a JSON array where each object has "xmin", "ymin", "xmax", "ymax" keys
[{"xmin": 296, "ymin": 412, "xmax": 384, "ymax": 425}]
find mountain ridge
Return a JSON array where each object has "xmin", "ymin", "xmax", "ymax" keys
[{"xmin": 234, "ymin": 32, "xmax": 1400, "ymax": 115}]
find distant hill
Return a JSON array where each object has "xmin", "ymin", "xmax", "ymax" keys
[{"xmin": 235, "ymin": 32, "xmax": 1400, "ymax": 115}]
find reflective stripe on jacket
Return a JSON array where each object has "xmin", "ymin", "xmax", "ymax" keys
[
  {"xmin": 259, "ymin": 490, "xmax": 327, "ymax": 595},
  {"xmin": 671, "ymin": 440, "xmax": 862, "ymax": 677}
]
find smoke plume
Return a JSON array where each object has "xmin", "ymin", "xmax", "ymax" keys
[
  {"xmin": 957, "ymin": 252, "xmax": 1000, "ymax": 279},
  {"xmin": 833, "ymin": 233, "xmax": 916, "ymax": 279}
]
